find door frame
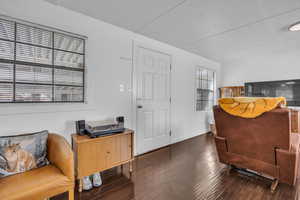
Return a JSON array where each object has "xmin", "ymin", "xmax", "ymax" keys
[{"xmin": 132, "ymin": 40, "xmax": 173, "ymax": 155}]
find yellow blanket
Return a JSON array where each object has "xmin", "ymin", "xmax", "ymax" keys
[{"xmin": 219, "ymin": 97, "xmax": 286, "ymax": 118}]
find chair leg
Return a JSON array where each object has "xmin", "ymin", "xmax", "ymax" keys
[
  {"xmin": 226, "ymin": 165, "xmax": 233, "ymax": 175},
  {"xmin": 68, "ymin": 188, "xmax": 74, "ymax": 200},
  {"xmin": 129, "ymin": 161, "xmax": 133, "ymax": 179},
  {"xmin": 270, "ymin": 179, "xmax": 279, "ymax": 193},
  {"xmin": 78, "ymin": 179, "xmax": 83, "ymax": 193}
]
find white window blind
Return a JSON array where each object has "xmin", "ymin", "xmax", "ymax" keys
[
  {"xmin": 196, "ymin": 67, "xmax": 215, "ymax": 111},
  {"xmin": 0, "ymin": 17, "xmax": 85, "ymax": 103}
]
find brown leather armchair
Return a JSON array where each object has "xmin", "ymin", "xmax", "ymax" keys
[
  {"xmin": 213, "ymin": 106, "xmax": 300, "ymax": 189},
  {"xmin": 0, "ymin": 133, "xmax": 74, "ymax": 200}
]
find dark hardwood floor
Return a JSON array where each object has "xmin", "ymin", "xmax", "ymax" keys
[{"xmin": 52, "ymin": 133, "xmax": 299, "ymax": 200}]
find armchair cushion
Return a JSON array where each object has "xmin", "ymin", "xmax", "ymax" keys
[
  {"xmin": 0, "ymin": 130, "xmax": 49, "ymax": 178},
  {"xmin": 0, "ymin": 165, "xmax": 73, "ymax": 200}
]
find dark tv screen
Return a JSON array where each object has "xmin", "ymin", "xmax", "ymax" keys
[{"xmin": 245, "ymin": 79, "xmax": 300, "ymax": 106}]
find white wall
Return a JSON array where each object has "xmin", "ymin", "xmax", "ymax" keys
[
  {"xmin": 0, "ymin": 0, "xmax": 220, "ymax": 150},
  {"xmin": 221, "ymin": 51, "xmax": 300, "ymax": 86}
]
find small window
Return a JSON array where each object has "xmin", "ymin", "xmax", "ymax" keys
[
  {"xmin": 0, "ymin": 18, "xmax": 86, "ymax": 103},
  {"xmin": 196, "ymin": 67, "xmax": 215, "ymax": 111}
]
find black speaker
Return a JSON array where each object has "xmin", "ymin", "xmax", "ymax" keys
[
  {"xmin": 116, "ymin": 116, "xmax": 124, "ymax": 129},
  {"xmin": 116, "ymin": 116, "xmax": 124, "ymax": 124},
  {"xmin": 76, "ymin": 120, "xmax": 86, "ymax": 135}
]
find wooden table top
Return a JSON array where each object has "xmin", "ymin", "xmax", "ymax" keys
[{"xmin": 72, "ymin": 129, "xmax": 134, "ymax": 143}]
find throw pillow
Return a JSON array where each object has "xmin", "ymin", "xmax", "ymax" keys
[{"xmin": 0, "ymin": 130, "xmax": 49, "ymax": 178}]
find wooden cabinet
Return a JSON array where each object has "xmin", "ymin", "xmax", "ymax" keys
[
  {"xmin": 72, "ymin": 129, "xmax": 134, "ymax": 192},
  {"xmin": 219, "ymin": 86, "xmax": 245, "ymax": 98},
  {"xmin": 291, "ymin": 110, "xmax": 300, "ymax": 133}
]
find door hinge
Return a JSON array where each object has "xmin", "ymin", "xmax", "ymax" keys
[
  {"xmin": 169, "ymin": 97, "xmax": 172, "ymax": 103},
  {"xmin": 169, "ymin": 130, "xmax": 172, "ymax": 136},
  {"xmin": 170, "ymin": 64, "xmax": 172, "ymax": 71}
]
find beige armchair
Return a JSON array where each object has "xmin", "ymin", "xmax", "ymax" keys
[{"xmin": 0, "ymin": 133, "xmax": 74, "ymax": 200}]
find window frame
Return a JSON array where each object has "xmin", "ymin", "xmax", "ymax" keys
[
  {"xmin": 0, "ymin": 16, "xmax": 86, "ymax": 103},
  {"xmin": 195, "ymin": 66, "xmax": 216, "ymax": 111}
]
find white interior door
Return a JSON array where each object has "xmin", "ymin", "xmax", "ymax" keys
[{"xmin": 135, "ymin": 46, "xmax": 171, "ymax": 155}]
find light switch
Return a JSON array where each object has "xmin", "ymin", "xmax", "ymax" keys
[{"xmin": 119, "ymin": 84, "xmax": 125, "ymax": 92}]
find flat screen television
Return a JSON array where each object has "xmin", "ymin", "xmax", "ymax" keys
[{"xmin": 245, "ymin": 79, "xmax": 300, "ymax": 106}]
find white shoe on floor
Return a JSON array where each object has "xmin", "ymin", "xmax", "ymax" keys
[
  {"xmin": 82, "ymin": 176, "xmax": 93, "ymax": 190},
  {"xmin": 92, "ymin": 172, "xmax": 102, "ymax": 187}
]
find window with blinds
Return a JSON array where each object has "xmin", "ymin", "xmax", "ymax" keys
[
  {"xmin": 196, "ymin": 67, "xmax": 215, "ymax": 111},
  {"xmin": 0, "ymin": 18, "xmax": 85, "ymax": 103}
]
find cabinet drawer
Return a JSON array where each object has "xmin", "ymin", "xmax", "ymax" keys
[
  {"xmin": 77, "ymin": 140, "xmax": 106, "ymax": 178},
  {"xmin": 120, "ymin": 133, "xmax": 132, "ymax": 162},
  {"xmin": 105, "ymin": 133, "xmax": 132, "ymax": 167}
]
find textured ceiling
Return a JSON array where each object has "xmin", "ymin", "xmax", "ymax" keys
[{"xmin": 46, "ymin": 0, "xmax": 300, "ymax": 64}]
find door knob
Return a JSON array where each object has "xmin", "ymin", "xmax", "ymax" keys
[{"xmin": 137, "ymin": 105, "xmax": 143, "ymax": 109}]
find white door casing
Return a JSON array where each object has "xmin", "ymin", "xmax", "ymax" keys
[{"xmin": 133, "ymin": 45, "xmax": 171, "ymax": 155}]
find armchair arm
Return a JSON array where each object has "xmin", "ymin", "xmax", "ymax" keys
[
  {"xmin": 47, "ymin": 133, "xmax": 74, "ymax": 181},
  {"xmin": 214, "ymin": 136, "xmax": 228, "ymax": 164},
  {"xmin": 274, "ymin": 131, "xmax": 300, "ymax": 185},
  {"xmin": 276, "ymin": 148, "xmax": 299, "ymax": 185}
]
